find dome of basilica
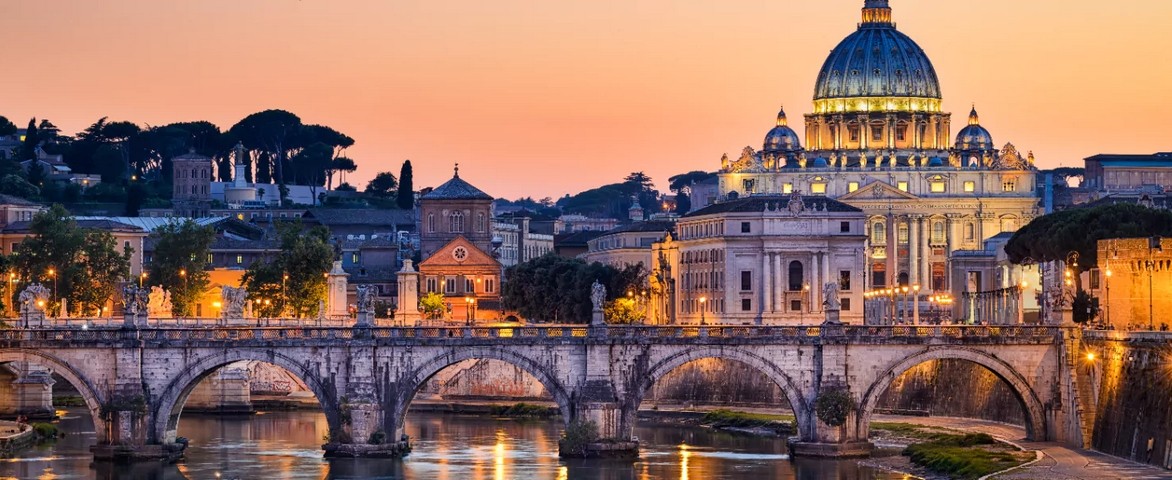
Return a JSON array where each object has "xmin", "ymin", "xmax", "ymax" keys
[
  {"xmin": 812, "ymin": 1, "xmax": 941, "ymax": 108},
  {"xmin": 955, "ymin": 107, "xmax": 994, "ymax": 152},
  {"xmin": 763, "ymin": 107, "xmax": 802, "ymax": 153}
]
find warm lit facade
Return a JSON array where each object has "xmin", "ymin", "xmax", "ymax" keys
[
  {"xmin": 649, "ymin": 195, "xmax": 866, "ymax": 325},
  {"xmin": 1084, "ymin": 152, "xmax": 1172, "ymax": 194},
  {"xmin": 581, "ymin": 221, "xmax": 674, "ymax": 269},
  {"xmin": 713, "ymin": 0, "xmax": 1039, "ymax": 299},
  {"xmin": 171, "ymin": 150, "xmax": 214, "ymax": 218},
  {"xmin": 1090, "ymin": 237, "xmax": 1172, "ymax": 331}
]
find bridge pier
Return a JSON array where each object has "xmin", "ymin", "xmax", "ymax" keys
[
  {"xmin": 560, "ymin": 335, "xmax": 639, "ymax": 459},
  {"xmin": 93, "ymin": 394, "xmax": 185, "ymax": 463},
  {"xmin": 0, "ymin": 365, "xmax": 56, "ymax": 420},
  {"xmin": 790, "ymin": 344, "xmax": 874, "ymax": 458}
]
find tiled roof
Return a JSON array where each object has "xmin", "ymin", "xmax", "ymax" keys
[
  {"xmin": 609, "ymin": 220, "xmax": 676, "ymax": 235},
  {"xmin": 305, "ymin": 208, "xmax": 414, "ymax": 227},
  {"xmin": 74, "ymin": 216, "xmax": 227, "ymax": 232},
  {"xmin": 3, "ymin": 219, "xmax": 145, "ymax": 234},
  {"xmin": 0, "ymin": 194, "xmax": 42, "ymax": 207},
  {"xmin": 554, "ymin": 230, "xmax": 606, "ymax": 247},
  {"xmin": 684, "ymin": 195, "xmax": 861, "ymax": 217},
  {"xmin": 421, "ymin": 175, "xmax": 492, "ymax": 200}
]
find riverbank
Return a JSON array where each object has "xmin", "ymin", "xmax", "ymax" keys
[{"xmin": 0, "ymin": 421, "xmax": 37, "ymax": 457}]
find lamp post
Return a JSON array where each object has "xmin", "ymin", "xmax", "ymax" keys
[
  {"xmin": 1147, "ymin": 236, "xmax": 1162, "ymax": 330},
  {"xmin": 912, "ymin": 284, "xmax": 921, "ymax": 325},
  {"xmin": 698, "ymin": 296, "xmax": 707, "ymax": 326},
  {"xmin": 464, "ymin": 296, "xmax": 473, "ymax": 326},
  {"xmin": 282, "ymin": 273, "xmax": 289, "ymax": 318},
  {"xmin": 1017, "ymin": 280, "xmax": 1028, "ymax": 325},
  {"xmin": 179, "ymin": 268, "xmax": 187, "ymax": 317},
  {"xmin": 47, "ymin": 268, "xmax": 56, "ymax": 315},
  {"xmin": 900, "ymin": 285, "xmax": 909, "ymax": 324},
  {"xmin": 802, "ymin": 283, "xmax": 810, "ymax": 324},
  {"xmin": 886, "ymin": 288, "xmax": 895, "ymax": 324},
  {"xmin": 139, "ymin": 272, "xmax": 147, "ymax": 288}
]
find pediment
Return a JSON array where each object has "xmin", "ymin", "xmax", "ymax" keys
[
  {"xmin": 839, "ymin": 181, "xmax": 920, "ymax": 201},
  {"xmin": 419, "ymin": 236, "xmax": 501, "ymax": 268}
]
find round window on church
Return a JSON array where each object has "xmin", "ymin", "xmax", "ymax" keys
[{"xmin": 452, "ymin": 246, "xmax": 468, "ymax": 262}]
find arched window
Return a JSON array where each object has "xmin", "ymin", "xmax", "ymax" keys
[
  {"xmin": 1000, "ymin": 216, "xmax": 1017, "ymax": 233},
  {"xmin": 898, "ymin": 271, "xmax": 909, "ymax": 287},
  {"xmin": 872, "ymin": 221, "xmax": 886, "ymax": 245},
  {"xmin": 931, "ymin": 221, "xmax": 946, "ymax": 244},
  {"xmin": 427, "ymin": 214, "xmax": 435, "ymax": 233},
  {"xmin": 788, "ymin": 261, "xmax": 804, "ymax": 291},
  {"xmin": 964, "ymin": 222, "xmax": 975, "ymax": 241},
  {"xmin": 449, "ymin": 212, "xmax": 464, "ymax": 233},
  {"xmin": 476, "ymin": 213, "xmax": 485, "ymax": 232}
]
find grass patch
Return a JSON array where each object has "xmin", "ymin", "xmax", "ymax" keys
[
  {"xmin": 30, "ymin": 423, "xmax": 59, "ymax": 440},
  {"xmin": 489, "ymin": 403, "xmax": 555, "ymax": 418},
  {"xmin": 700, "ymin": 409, "xmax": 795, "ymax": 434},
  {"xmin": 52, "ymin": 396, "xmax": 85, "ymax": 407},
  {"xmin": 903, "ymin": 433, "xmax": 1030, "ymax": 479}
]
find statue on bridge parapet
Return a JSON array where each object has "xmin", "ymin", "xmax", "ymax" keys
[
  {"xmin": 823, "ymin": 282, "xmax": 842, "ymax": 325},
  {"xmin": 221, "ymin": 286, "xmax": 247, "ymax": 323},
  {"xmin": 147, "ymin": 286, "xmax": 172, "ymax": 317},
  {"xmin": 355, "ymin": 284, "xmax": 374, "ymax": 327},
  {"xmin": 18, "ymin": 283, "xmax": 49, "ymax": 326},
  {"xmin": 590, "ymin": 280, "xmax": 606, "ymax": 326}
]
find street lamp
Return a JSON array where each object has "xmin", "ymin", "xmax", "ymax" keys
[
  {"xmin": 464, "ymin": 296, "xmax": 475, "ymax": 325},
  {"xmin": 698, "ymin": 296, "xmax": 707, "ymax": 326},
  {"xmin": 900, "ymin": 285, "xmax": 910, "ymax": 324},
  {"xmin": 1147, "ymin": 236, "xmax": 1162, "ymax": 330},
  {"xmin": 1104, "ymin": 268, "xmax": 1112, "ymax": 328},
  {"xmin": 47, "ymin": 268, "xmax": 56, "ymax": 314},
  {"xmin": 282, "ymin": 273, "xmax": 289, "ymax": 318},
  {"xmin": 1017, "ymin": 280, "xmax": 1029, "ymax": 325},
  {"xmin": 139, "ymin": 272, "xmax": 148, "ymax": 288}
]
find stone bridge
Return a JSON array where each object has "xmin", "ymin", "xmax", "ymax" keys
[{"xmin": 0, "ymin": 324, "xmax": 1089, "ymax": 461}]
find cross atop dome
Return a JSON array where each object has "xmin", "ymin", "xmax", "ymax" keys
[
  {"xmin": 454, "ymin": 162, "xmax": 460, "ymax": 178},
  {"xmin": 776, "ymin": 106, "xmax": 788, "ymax": 127},
  {"xmin": 969, "ymin": 105, "xmax": 981, "ymax": 126},
  {"xmin": 861, "ymin": 0, "xmax": 893, "ymax": 26}
]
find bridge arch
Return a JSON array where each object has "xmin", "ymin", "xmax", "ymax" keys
[
  {"xmin": 0, "ymin": 350, "xmax": 107, "ymax": 442},
  {"xmin": 152, "ymin": 350, "xmax": 343, "ymax": 445},
  {"xmin": 393, "ymin": 347, "xmax": 574, "ymax": 433},
  {"xmin": 858, "ymin": 347, "xmax": 1046, "ymax": 441},
  {"xmin": 635, "ymin": 346, "xmax": 811, "ymax": 438}
]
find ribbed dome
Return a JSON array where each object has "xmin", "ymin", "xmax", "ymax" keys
[
  {"xmin": 955, "ymin": 107, "xmax": 994, "ymax": 151},
  {"xmin": 763, "ymin": 106, "xmax": 802, "ymax": 153},
  {"xmin": 812, "ymin": 1, "xmax": 941, "ymax": 104}
]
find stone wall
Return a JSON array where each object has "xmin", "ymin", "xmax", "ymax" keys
[
  {"xmin": 419, "ymin": 359, "xmax": 550, "ymax": 401},
  {"xmin": 1088, "ymin": 336, "xmax": 1172, "ymax": 469}
]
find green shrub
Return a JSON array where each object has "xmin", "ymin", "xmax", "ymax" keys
[
  {"xmin": 489, "ymin": 403, "xmax": 554, "ymax": 417},
  {"xmin": 53, "ymin": 396, "xmax": 85, "ymax": 407},
  {"xmin": 700, "ymin": 409, "xmax": 795, "ymax": 434},
  {"xmin": 31, "ymin": 423, "xmax": 58, "ymax": 439},
  {"xmin": 558, "ymin": 420, "xmax": 599, "ymax": 456},
  {"xmin": 814, "ymin": 389, "xmax": 856, "ymax": 427}
]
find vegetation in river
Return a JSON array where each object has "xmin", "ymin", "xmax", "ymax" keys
[
  {"xmin": 902, "ymin": 433, "xmax": 1032, "ymax": 479},
  {"xmin": 700, "ymin": 409, "xmax": 795, "ymax": 435},
  {"xmin": 489, "ymin": 403, "xmax": 557, "ymax": 418},
  {"xmin": 558, "ymin": 419, "xmax": 599, "ymax": 456},
  {"xmin": 53, "ymin": 396, "xmax": 85, "ymax": 407}
]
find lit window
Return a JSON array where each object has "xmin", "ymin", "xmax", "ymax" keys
[
  {"xmin": 848, "ymin": 182, "xmax": 859, "ymax": 192},
  {"xmin": 445, "ymin": 278, "xmax": 457, "ymax": 293},
  {"xmin": 811, "ymin": 183, "xmax": 826, "ymax": 194},
  {"xmin": 235, "ymin": 255, "xmax": 243, "ymax": 265},
  {"xmin": 930, "ymin": 181, "xmax": 946, "ymax": 193},
  {"xmin": 1002, "ymin": 181, "xmax": 1016, "ymax": 192},
  {"xmin": 897, "ymin": 181, "xmax": 908, "ymax": 192},
  {"xmin": 898, "ymin": 223, "xmax": 909, "ymax": 243},
  {"xmin": 963, "ymin": 181, "xmax": 976, "ymax": 192},
  {"xmin": 783, "ymin": 183, "xmax": 793, "ymax": 194},
  {"xmin": 351, "ymin": 253, "xmax": 359, "ymax": 264}
]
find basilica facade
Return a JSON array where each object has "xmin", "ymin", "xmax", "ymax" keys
[{"xmin": 714, "ymin": 0, "xmax": 1039, "ymax": 295}]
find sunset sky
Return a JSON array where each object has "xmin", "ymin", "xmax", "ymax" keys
[{"xmin": 3, "ymin": 0, "xmax": 1170, "ymax": 199}]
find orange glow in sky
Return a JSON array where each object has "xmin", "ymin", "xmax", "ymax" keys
[{"xmin": 3, "ymin": 0, "xmax": 1171, "ymax": 199}]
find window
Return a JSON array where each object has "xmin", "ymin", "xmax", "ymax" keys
[
  {"xmin": 963, "ymin": 181, "xmax": 976, "ymax": 192},
  {"xmin": 930, "ymin": 180, "xmax": 946, "ymax": 193},
  {"xmin": 741, "ymin": 299, "xmax": 752, "ymax": 311},
  {"xmin": 445, "ymin": 278, "xmax": 457, "ymax": 293},
  {"xmin": 840, "ymin": 271, "xmax": 851, "ymax": 291},
  {"xmin": 849, "ymin": 125, "xmax": 860, "ymax": 142},
  {"xmin": 741, "ymin": 222, "xmax": 751, "ymax": 233},
  {"xmin": 235, "ymin": 255, "xmax": 243, "ymax": 265},
  {"xmin": 871, "ymin": 126, "xmax": 883, "ymax": 142},
  {"xmin": 788, "ymin": 261, "xmax": 804, "ymax": 291},
  {"xmin": 783, "ymin": 183, "xmax": 793, "ymax": 194},
  {"xmin": 476, "ymin": 213, "xmax": 485, "ymax": 232},
  {"xmin": 872, "ymin": 263, "xmax": 887, "ymax": 288},
  {"xmin": 351, "ymin": 253, "xmax": 359, "ymax": 264},
  {"xmin": 466, "ymin": 278, "xmax": 475, "ymax": 292},
  {"xmin": 1000, "ymin": 217, "xmax": 1017, "ymax": 233},
  {"xmin": 485, "ymin": 278, "xmax": 495, "ymax": 293},
  {"xmin": 426, "ymin": 277, "xmax": 437, "ymax": 293},
  {"xmin": 841, "ymin": 298, "xmax": 851, "ymax": 311},
  {"xmin": 931, "ymin": 221, "xmax": 946, "ymax": 244},
  {"xmin": 1089, "ymin": 270, "xmax": 1100, "ymax": 290},
  {"xmin": 207, "ymin": 254, "xmax": 214, "ymax": 263},
  {"xmin": 898, "ymin": 223, "xmax": 909, "ymax": 244},
  {"xmin": 896, "ymin": 125, "xmax": 907, "ymax": 142},
  {"xmin": 790, "ymin": 300, "xmax": 802, "ymax": 311},
  {"xmin": 840, "ymin": 221, "xmax": 850, "ymax": 233},
  {"xmin": 811, "ymin": 183, "xmax": 826, "ymax": 194},
  {"xmin": 848, "ymin": 182, "xmax": 859, "ymax": 192},
  {"xmin": 742, "ymin": 178, "xmax": 755, "ymax": 194},
  {"xmin": 740, "ymin": 271, "xmax": 752, "ymax": 291},
  {"xmin": 427, "ymin": 214, "xmax": 436, "ymax": 233},
  {"xmin": 1002, "ymin": 180, "xmax": 1016, "ymax": 192},
  {"xmin": 964, "ymin": 222, "xmax": 975, "ymax": 241},
  {"xmin": 932, "ymin": 263, "xmax": 946, "ymax": 291},
  {"xmin": 871, "ymin": 221, "xmax": 886, "ymax": 245},
  {"xmin": 897, "ymin": 181, "xmax": 908, "ymax": 192},
  {"xmin": 449, "ymin": 212, "xmax": 465, "ymax": 233}
]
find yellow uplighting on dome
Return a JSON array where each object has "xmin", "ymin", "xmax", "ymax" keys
[{"xmin": 813, "ymin": 97, "xmax": 942, "ymax": 115}]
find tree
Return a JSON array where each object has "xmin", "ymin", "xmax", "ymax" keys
[
  {"xmin": 604, "ymin": 298, "xmax": 644, "ymax": 324},
  {"xmin": 0, "ymin": 116, "xmax": 16, "ymax": 137},
  {"xmin": 229, "ymin": 110, "xmax": 302, "ymax": 194},
  {"xmin": 502, "ymin": 255, "xmax": 647, "ymax": 323},
  {"xmin": 0, "ymin": 175, "xmax": 38, "ymax": 200},
  {"xmin": 335, "ymin": 182, "xmax": 356, "ymax": 192},
  {"xmin": 10, "ymin": 205, "xmax": 131, "ymax": 316},
  {"xmin": 420, "ymin": 291, "xmax": 446, "ymax": 319},
  {"xmin": 1005, "ymin": 203, "xmax": 1172, "ymax": 269},
  {"xmin": 396, "ymin": 160, "xmax": 414, "ymax": 209},
  {"xmin": 675, "ymin": 192, "xmax": 691, "ymax": 215},
  {"xmin": 18, "ymin": 118, "xmax": 38, "ymax": 161},
  {"xmin": 366, "ymin": 171, "xmax": 398, "ymax": 198},
  {"xmin": 242, "ymin": 223, "xmax": 333, "ymax": 318},
  {"xmin": 327, "ymin": 157, "xmax": 357, "ymax": 189},
  {"xmin": 148, "ymin": 220, "xmax": 216, "ymax": 317},
  {"xmin": 668, "ymin": 170, "xmax": 715, "ymax": 192}
]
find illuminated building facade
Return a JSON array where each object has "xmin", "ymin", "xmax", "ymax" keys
[{"xmin": 715, "ymin": 0, "xmax": 1039, "ymax": 295}]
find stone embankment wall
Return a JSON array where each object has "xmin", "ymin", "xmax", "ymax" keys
[
  {"xmin": 1088, "ymin": 335, "xmax": 1172, "ymax": 470},
  {"xmin": 874, "ymin": 359, "xmax": 1026, "ymax": 424}
]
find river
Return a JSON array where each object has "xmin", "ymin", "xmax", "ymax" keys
[{"xmin": 0, "ymin": 408, "xmax": 905, "ymax": 479}]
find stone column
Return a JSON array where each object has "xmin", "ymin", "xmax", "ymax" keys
[
  {"xmin": 396, "ymin": 260, "xmax": 421, "ymax": 326},
  {"xmin": 0, "ymin": 365, "xmax": 55, "ymax": 419},
  {"xmin": 773, "ymin": 253, "xmax": 783, "ymax": 314},
  {"xmin": 920, "ymin": 217, "xmax": 931, "ymax": 289},
  {"xmin": 561, "ymin": 341, "xmax": 638, "ymax": 459},
  {"xmin": 909, "ymin": 216, "xmax": 920, "ymax": 286},
  {"xmin": 790, "ymin": 343, "xmax": 873, "ymax": 458},
  {"xmin": 885, "ymin": 214, "xmax": 896, "ymax": 287},
  {"xmin": 762, "ymin": 254, "xmax": 772, "ymax": 321},
  {"xmin": 327, "ymin": 260, "xmax": 349, "ymax": 317},
  {"xmin": 946, "ymin": 214, "xmax": 959, "ymax": 292}
]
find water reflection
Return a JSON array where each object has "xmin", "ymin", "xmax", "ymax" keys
[{"xmin": 0, "ymin": 409, "xmax": 905, "ymax": 480}]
